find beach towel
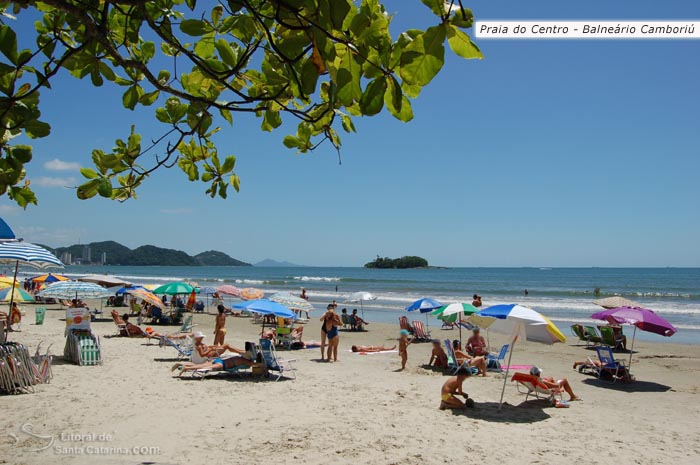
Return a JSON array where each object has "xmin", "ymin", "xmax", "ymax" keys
[{"xmin": 502, "ymin": 364, "xmax": 533, "ymax": 371}]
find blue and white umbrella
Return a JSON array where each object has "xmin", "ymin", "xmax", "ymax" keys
[
  {"xmin": 198, "ymin": 286, "xmax": 218, "ymax": 295},
  {"xmin": 232, "ymin": 299, "xmax": 296, "ymax": 319},
  {"xmin": 406, "ymin": 297, "xmax": 443, "ymax": 330},
  {"xmin": 0, "ymin": 240, "xmax": 63, "ymax": 269},
  {"xmin": 38, "ymin": 281, "xmax": 112, "ymax": 300},
  {"xmin": 115, "ymin": 285, "xmax": 148, "ymax": 295},
  {"xmin": 471, "ymin": 304, "xmax": 566, "ymax": 408}
]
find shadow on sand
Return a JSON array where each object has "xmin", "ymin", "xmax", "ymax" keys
[
  {"xmin": 448, "ymin": 400, "xmax": 552, "ymax": 423},
  {"xmin": 581, "ymin": 378, "xmax": 672, "ymax": 393}
]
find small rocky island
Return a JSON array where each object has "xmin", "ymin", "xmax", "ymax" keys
[{"xmin": 364, "ymin": 256, "xmax": 429, "ymax": 269}]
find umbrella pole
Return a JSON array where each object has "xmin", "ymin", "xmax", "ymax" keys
[
  {"xmin": 628, "ymin": 326, "xmax": 637, "ymax": 369},
  {"xmin": 4, "ymin": 260, "xmax": 19, "ymax": 342},
  {"xmin": 361, "ymin": 301, "xmax": 364, "ymax": 320},
  {"xmin": 498, "ymin": 335, "xmax": 517, "ymax": 410},
  {"xmin": 458, "ymin": 314, "xmax": 462, "ymax": 344}
]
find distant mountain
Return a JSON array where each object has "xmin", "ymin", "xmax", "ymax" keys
[
  {"xmin": 195, "ymin": 250, "xmax": 250, "ymax": 266},
  {"xmin": 46, "ymin": 241, "xmax": 250, "ymax": 267},
  {"xmin": 255, "ymin": 258, "xmax": 305, "ymax": 267}
]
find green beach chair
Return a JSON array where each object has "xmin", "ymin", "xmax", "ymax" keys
[
  {"xmin": 570, "ymin": 324, "xmax": 588, "ymax": 344},
  {"xmin": 583, "ymin": 326, "xmax": 602, "ymax": 345},
  {"xmin": 599, "ymin": 326, "xmax": 625, "ymax": 351}
]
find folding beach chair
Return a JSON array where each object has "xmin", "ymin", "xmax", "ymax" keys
[
  {"xmin": 595, "ymin": 346, "xmax": 633, "ymax": 383},
  {"xmin": 259, "ymin": 338, "xmax": 296, "ymax": 381},
  {"xmin": 177, "ymin": 315, "xmax": 195, "ymax": 333},
  {"xmin": 399, "ymin": 316, "xmax": 413, "ymax": 334},
  {"xmin": 511, "ymin": 373, "xmax": 563, "ymax": 402},
  {"xmin": 599, "ymin": 326, "xmax": 625, "ymax": 352},
  {"xmin": 341, "ymin": 313, "xmax": 353, "ymax": 330},
  {"xmin": 582, "ymin": 325, "xmax": 602, "ymax": 345},
  {"xmin": 412, "ymin": 320, "xmax": 431, "ymax": 341},
  {"xmin": 160, "ymin": 336, "xmax": 193, "ymax": 360},
  {"xmin": 444, "ymin": 339, "xmax": 478, "ymax": 375},
  {"xmin": 570, "ymin": 324, "xmax": 590, "ymax": 345},
  {"xmin": 487, "ymin": 344, "xmax": 509, "ymax": 371}
]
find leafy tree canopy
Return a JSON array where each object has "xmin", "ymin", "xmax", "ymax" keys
[
  {"xmin": 365, "ymin": 255, "xmax": 428, "ymax": 269},
  {"xmin": 0, "ymin": 0, "xmax": 481, "ymax": 207}
]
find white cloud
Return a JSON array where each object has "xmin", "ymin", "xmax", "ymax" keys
[
  {"xmin": 160, "ymin": 208, "xmax": 193, "ymax": 214},
  {"xmin": 33, "ymin": 176, "xmax": 76, "ymax": 188},
  {"xmin": 43, "ymin": 158, "xmax": 81, "ymax": 171},
  {"xmin": 0, "ymin": 204, "xmax": 18, "ymax": 215}
]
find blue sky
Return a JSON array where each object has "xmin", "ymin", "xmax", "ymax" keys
[{"xmin": 1, "ymin": 0, "xmax": 699, "ymax": 267}]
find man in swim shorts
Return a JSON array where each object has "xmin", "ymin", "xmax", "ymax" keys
[{"xmin": 440, "ymin": 367, "xmax": 474, "ymax": 410}]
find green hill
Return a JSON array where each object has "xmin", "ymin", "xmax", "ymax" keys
[{"xmin": 49, "ymin": 241, "xmax": 250, "ymax": 266}]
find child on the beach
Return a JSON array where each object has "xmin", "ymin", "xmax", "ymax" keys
[
  {"xmin": 399, "ymin": 329, "xmax": 413, "ymax": 370},
  {"xmin": 440, "ymin": 367, "xmax": 474, "ymax": 410}
]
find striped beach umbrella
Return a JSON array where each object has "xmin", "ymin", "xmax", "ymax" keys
[
  {"xmin": 269, "ymin": 292, "xmax": 314, "ymax": 312},
  {"xmin": 126, "ymin": 289, "xmax": 166, "ymax": 310},
  {"xmin": 0, "ymin": 276, "xmax": 20, "ymax": 287},
  {"xmin": 240, "ymin": 287, "xmax": 264, "ymax": 301},
  {"xmin": 29, "ymin": 273, "xmax": 70, "ymax": 284},
  {"xmin": 38, "ymin": 281, "xmax": 112, "ymax": 299},
  {"xmin": 216, "ymin": 284, "xmax": 242, "ymax": 297},
  {"xmin": 0, "ymin": 287, "xmax": 34, "ymax": 302},
  {"xmin": 0, "ymin": 241, "xmax": 63, "ymax": 269}
]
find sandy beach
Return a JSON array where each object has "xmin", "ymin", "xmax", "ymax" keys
[{"xmin": 1, "ymin": 303, "xmax": 699, "ymax": 465}]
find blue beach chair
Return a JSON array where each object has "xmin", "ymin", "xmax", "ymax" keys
[
  {"xmin": 595, "ymin": 346, "xmax": 634, "ymax": 383},
  {"xmin": 487, "ymin": 344, "xmax": 509, "ymax": 371},
  {"xmin": 259, "ymin": 338, "xmax": 296, "ymax": 381}
]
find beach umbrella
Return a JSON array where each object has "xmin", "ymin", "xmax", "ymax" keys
[
  {"xmin": 344, "ymin": 291, "xmax": 377, "ymax": 319},
  {"xmin": 0, "ymin": 287, "xmax": 34, "ymax": 302},
  {"xmin": 240, "ymin": 287, "xmax": 264, "ymax": 301},
  {"xmin": 593, "ymin": 296, "xmax": 641, "ymax": 309},
  {"xmin": 29, "ymin": 273, "xmax": 69, "ymax": 284},
  {"xmin": 0, "ymin": 238, "xmax": 63, "ymax": 341},
  {"xmin": 198, "ymin": 286, "xmax": 217, "ymax": 295},
  {"xmin": 233, "ymin": 299, "xmax": 296, "ymax": 318},
  {"xmin": 269, "ymin": 292, "xmax": 314, "ymax": 312},
  {"xmin": 432, "ymin": 302, "xmax": 480, "ymax": 341},
  {"xmin": 0, "ymin": 276, "xmax": 20, "ymax": 287},
  {"xmin": 152, "ymin": 281, "xmax": 195, "ymax": 296},
  {"xmin": 406, "ymin": 297, "xmax": 443, "ymax": 331},
  {"xmin": 38, "ymin": 281, "xmax": 112, "ymax": 300},
  {"xmin": 471, "ymin": 304, "xmax": 566, "ymax": 408},
  {"xmin": 125, "ymin": 289, "xmax": 166, "ymax": 310},
  {"xmin": 115, "ymin": 285, "xmax": 148, "ymax": 295},
  {"xmin": 590, "ymin": 306, "xmax": 676, "ymax": 368},
  {"xmin": 78, "ymin": 274, "xmax": 131, "ymax": 288},
  {"xmin": 216, "ymin": 284, "xmax": 241, "ymax": 297}
]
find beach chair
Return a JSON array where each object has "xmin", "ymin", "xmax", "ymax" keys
[
  {"xmin": 441, "ymin": 320, "xmax": 455, "ymax": 330},
  {"xmin": 412, "ymin": 320, "xmax": 431, "ymax": 341},
  {"xmin": 444, "ymin": 339, "xmax": 479, "ymax": 375},
  {"xmin": 178, "ymin": 315, "xmax": 195, "ymax": 333},
  {"xmin": 160, "ymin": 336, "xmax": 193, "ymax": 360},
  {"xmin": 511, "ymin": 373, "xmax": 562, "ymax": 402},
  {"xmin": 399, "ymin": 316, "xmax": 413, "ymax": 334},
  {"xmin": 582, "ymin": 325, "xmax": 602, "ymax": 345},
  {"xmin": 341, "ymin": 313, "xmax": 353, "ymax": 330},
  {"xmin": 64, "ymin": 329, "xmax": 102, "ymax": 366},
  {"xmin": 185, "ymin": 342, "xmax": 257, "ymax": 380},
  {"xmin": 487, "ymin": 344, "xmax": 509, "ymax": 371},
  {"xmin": 599, "ymin": 326, "xmax": 625, "ymax": 351},
  {"xmin": 570, "ymin": 324, "xmax": 590, "ymax": 345},
  {"xmin": 111, "ymin": 310, "xmax": 129, "ymax": 337},
  {"xmin": 595, "ymin": 346, "xmax": 633, "ymax": 383},
  {"xmin": 259, "ymin": 338, "xmax": 296, "ymax": 381}
]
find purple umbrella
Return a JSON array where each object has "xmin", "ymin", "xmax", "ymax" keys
[{"xmin": 590, "ymin": 306, "xmax": 676, "ymax": 368}]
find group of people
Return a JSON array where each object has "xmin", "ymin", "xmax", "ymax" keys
[{"xmin": 340, "ymin": 308, "xmax": 368, "ymax": 330}]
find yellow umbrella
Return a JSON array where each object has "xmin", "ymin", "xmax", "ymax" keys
[
  {"xmin": 0, "ymin": 276, "xmax": 20, "ymax": 287},
  {"xmin": 126, "ymin": 289, "xmax": 166, "ymax": 310},
  {"xmin": 0, "ymin": 287, "xmax": 34, "ymax": 302}
]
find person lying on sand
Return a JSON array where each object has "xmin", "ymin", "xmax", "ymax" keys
[
  {"xmin": 351, "ymin": 344, "xmax": 396, "ymax": 353},
  {"xmin": 440, "ymin": 367, "xmax": 474, "ymax": 410},
  {"xmin": 530, "ymin": 366, "xmax": 581, "ymax": 401},
  {"xmin": 573, "ymin": 359, "xmax": 635, "ymax": 382},
  {"xmin": 452, "ymin": 340, "xmax": 487, "ymax": 376},
  {"xmin": 428, "ymin": 340, "xmax": 449, "ymax": 368},
  {"xmin": 172, "ymin": 355, "xmax": 254, "ymax": 374}
]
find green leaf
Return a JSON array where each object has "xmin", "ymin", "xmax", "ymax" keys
[
  {"xmin": 24, "ymin": 120, "xmax": 51, "ymax": 138},
  {"xmin": 158, "ymin": 69, "xmax": 171, "ymax": 84},
  {"xmin": 219, "ymin": 108, "xmax": 233, "ymax": 125},
  {"xmin": 195, "ymin": 32, "xmax": 216, "ymax": 58},
  {"xmin": 99, "ymin": 62, "xmax": 116, "ymax": 81},
  {"xmin": 400, "ymin": 25, "xmax": 446, "ymax": 86},
  {"xmin": 0, "ymin": 25, "xmax": 18, "ymax": 64},
  {"xmin": 450, "ymin": 8, "xmax": 474, "ymax": 28},
  {"xmin": 180, "ymin": 19, "xmax": 211, "ymax": 37},
  {"xmin": 80, "ymin": 167, "xmax": 99, "ymax": 179},
  {"xmin": 97, "ymin": 178, "xmax": 113, "ymax": 198},
  {"xmin": 386, "ymin": 78, "xmax": 413, "ymax": 122},
  {"xmin": 262, "ymin": 110, "xmax": 282, "ymax": 132},
  {"xmin": 211, "ymin": 5, "xmax": 224, "ymax": 25},
  {"xmin": 359, "ymin": 77, "xmax": 386, "ymax": 116},
  {"xmin": 221, "ymin": 155, "xmax": 236, "ymax": 173},
  {"xmin": 139, "ymin": 90, "xmax": 160, "ymax": 106},
  {"xmin": 122, "ymin": 85, "xmax": 142, "ymax": 110},
  {"xmin": 10, "ymin": 145, "xmax": 32, "ymax": 163},
  {"xmin": 141, "ymin": 41, "xmax": 156, "ymax": 62},
  {"xmin": 76, "ymin": 179, "xmax": 100, "ymax": 200},
  {"xmin": 336, "ymin": 49, "xmax": 362, "ymax": 106},
  {"xmin": 8, "ymin": 186, "xmax": 37, "ymax": 208},
  {"xmin": 341, "ymin": 115, "xmax": 356, "ymax": 133},
  {"xmin": 283, "ymin": 135, "xmax": 299, "ymax": 149},
  {"xmin": 447, "ymin": 25, "xmax": 483, "ymax": 59},
  {"xmin": 330, "ymin": 0, "xmax": 352, "ymax": 29},
  {"xmin": 215, "ymin": 39, "xmax": 237, "ymax": 67}
]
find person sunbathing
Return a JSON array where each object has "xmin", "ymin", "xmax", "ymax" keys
[
  {"xmin": 172, "ymin": 354, "xmax": 254, "ymax": 374},
  {"xmin": 439, "ymin": 367, "xmax": 474, "ymax": 410},
  {"xmin": 572, "ymin": 359, "xmax": 635, "ymax": 382},
  {"xmin": 452, "ymin": 340, "xmax": 487, "ymax": 376},
  {"xmin": 530, "ymin": 366, "xmax": 581, "ymax": 401},
  {"xmin": 121, "ymin": 314, "xmax": 151, "ymax": 337},
  {"xmin": 192, "ymin": 331, "xmax": 241, "ymax": 359},
  {"xmin": 350, "ymin": 344, "xmax": 396, "ymax": 353},
  {"xmin": 428, "ymin": 340, "xmax": 449, "ymax": 368}
]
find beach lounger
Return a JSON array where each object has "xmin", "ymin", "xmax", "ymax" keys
[
  {"xmin": 583, "ymin": 325, "xmax": 602, "ymax": 345},
  {"xmin": 444, "ymin": 339, "xmax": 479, "ymax": 375},
  {"xmin": 111, "ymin": 310, "xmax": 129, "ymax": 337},
  {"xmin": 160, "ymin": 336, "xmax": 193, "ymax": 360},
  {"xmin": 599, "ymin": 326, "xmax": 625, "ymax": 351},
  {"xmin": 341, "ymin": 313, "xmax": 353, "ymax": 330},
  {"xmin": 487, "ymin": 344, "xmax": 509, "ymax": 371},
  {"xmin": 399, "ymin": 316, "xmax": 413, "ymax": 334},
  {"xmin": 595, "ymin": 346, "xmax": 633, "ymax": 383},
  {"xmin": 511, "ymin": 373, "xmax": 562, "ymax": 402},
  {"xmin": 178, "ymin": 315, "xmax": 195, "ymax": 333},
  {"xmin": 259, "ymin": 338, "xmax": 296, "ymax": 381},
  {"xmin": 412, "ymin": 320, "xmax": 431, "ymax": 341},
  {"xmin": 570, "ymin": 324, "xmax": 589, "ymax": 344}
]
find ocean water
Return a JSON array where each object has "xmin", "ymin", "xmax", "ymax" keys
[{"xmin": 29, "ymin": 266, "xmax": 700, "ymax": 345}]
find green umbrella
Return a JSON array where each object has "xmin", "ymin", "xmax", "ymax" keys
[
  {"xmin": 152, "ymin": 282, "xmax": 195, "ymax": 295},
  {"xmin": 432, "ymin": 303, "xmax": 480, "ymax": 342}
]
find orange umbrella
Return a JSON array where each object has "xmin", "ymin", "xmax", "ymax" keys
[
  {"xmin": 126, "ymin": 289, "xmax": 166, "ymax": 310},
  {"xmin": 240, "ymin": 287, "xmax": 264, "ymax": 301}
]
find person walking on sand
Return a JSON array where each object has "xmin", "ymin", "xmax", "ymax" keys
[
  {"xmin": 213, "ymin": 304, "xmax": 227, "ymax": 345},
  {"xmin": 399, "ymin": 329, "xmax": 413, "ymax": 370},
  {"xmin": 440, "ymin": 367, "xmax": 474, "ymax": 410}
]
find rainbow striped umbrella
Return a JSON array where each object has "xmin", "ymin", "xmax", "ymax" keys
[
  {"xmin": 0, "ymin": 287, "xmax": 34, "ymax": 302},
  {"xmin": 29, "ymin": 273, "xmax": 70, "ymax": 284}
]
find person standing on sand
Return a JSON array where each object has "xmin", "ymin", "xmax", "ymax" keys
[
  {"xmin": 213, "ymin": 304, "xmax": 227, "ymax": 345},
  {"xmin": 323, "ymin": 305, "xmax": 341, "ymax": 362},
  {"xmin": 399, "ymin": 329, "xmax": 413, "ymax": 370}
]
